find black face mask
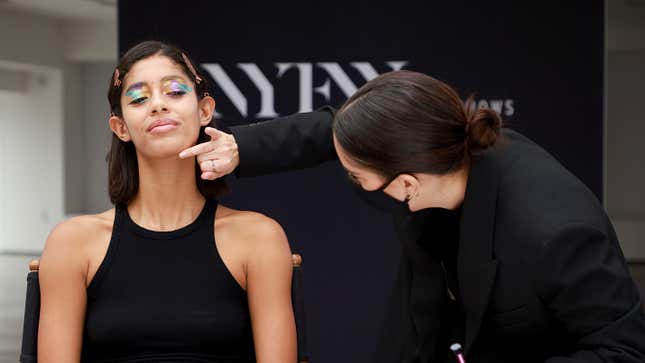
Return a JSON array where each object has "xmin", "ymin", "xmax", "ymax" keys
[{"xmin": 350, "ymin": 173, "xmax": 414, "ymax": 215}]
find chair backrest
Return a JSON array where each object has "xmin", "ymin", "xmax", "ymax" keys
[
  {"xmin": 291, "ymin": 254, "xmax": 308, "ymax": 363},
  {"xmin": 20, "ymin": 261, "xmax": 40, "ymax": 363},
  {"xmin": 21, "ymin": 254, "xmax": 309, "ymax": 363}
]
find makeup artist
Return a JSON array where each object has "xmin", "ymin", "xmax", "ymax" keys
[{"xmin": 179, "ymin": 70, "xmax": 645, "ymax": 363}]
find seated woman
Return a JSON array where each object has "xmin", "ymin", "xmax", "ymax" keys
[{"xmin": 37, "ymin": 41, "xmax": 296, "ymax": 363}]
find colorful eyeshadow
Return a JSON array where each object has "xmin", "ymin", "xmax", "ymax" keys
[
  {"xmin": 125, "ymin": 82, "xmax": 150, "ymax": 103},
  {"xmin": 163, "ymin": 77, "xmax": 193, "ymax": 94}
]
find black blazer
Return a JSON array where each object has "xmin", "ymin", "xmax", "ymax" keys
[{"xmin": 231, "ymin": 109, "xmax": 645, "ymax": 363}]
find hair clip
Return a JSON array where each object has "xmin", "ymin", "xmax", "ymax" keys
[
  {"xmin": 113, "ymin": 68, "xmax": 121, "ymax": 87},
  {"xmin": 181, "ymin": 52, "xmax": 202, "ymax": 84}
]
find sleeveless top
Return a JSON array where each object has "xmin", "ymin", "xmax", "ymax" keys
[{"xmin": 81, "ymin": 199, "xmax": 256, "ymax": 362}]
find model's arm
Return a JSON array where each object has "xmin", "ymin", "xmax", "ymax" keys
[
  {"xmin": 180, "ymin": 107, "xmax": 336, "ymax": 179},
  {"xmin": 536, "ymin": 224, "xmax": 645, "ymax": 363},
  {"xmin": 242, "ymin": 214, "xmax": 297, "ymax": 362},
  {"xmin": 37, "ymin": 218, "xmax": 89, "ymax": 362}
]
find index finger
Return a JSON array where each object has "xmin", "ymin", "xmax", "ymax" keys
[
  {"xmin": 178, "ymin": 141, "xmax": 215, "ymax": 159},
  {"xmin": 204, "ymin": 126, "xmax": 225, "ymax": 141}
]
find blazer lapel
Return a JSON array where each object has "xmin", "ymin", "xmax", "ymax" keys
[{"xmin": 458, "ymin": 152, "xmax": 500, "ymax": 353}]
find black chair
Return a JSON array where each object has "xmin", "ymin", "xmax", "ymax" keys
[
  {"xmin": 291, "ymin": 254, "xmax": 309, "ymax": 363},
  {"xmin": 20, "ymin": 254, "xmax": 309, "ymax": 363}
]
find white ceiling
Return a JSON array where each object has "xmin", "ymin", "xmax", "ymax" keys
[{"xmin": 0, "ymin": 0, "xmax": 116, "ymax": 21}]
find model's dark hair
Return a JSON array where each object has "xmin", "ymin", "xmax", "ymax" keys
[
  {"xmin": 106, "ymin": 40, "xmax": 226, "ymax": 205},
  {"xmin": 332, "ymin": 70, "xmax": 502, "ymax": 179}
]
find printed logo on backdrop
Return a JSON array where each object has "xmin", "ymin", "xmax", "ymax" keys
[{"xmin": 199, "ymin": 61, "xmax": 515, "ymax": 121}]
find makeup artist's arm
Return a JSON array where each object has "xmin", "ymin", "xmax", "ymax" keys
[
  {"xmin": 179, "ymin": 107, "xmax": 337, "ymax": 179},
  {"xmin": 536, "ymin": 225, "xmax": 645, "ymax": 363}
]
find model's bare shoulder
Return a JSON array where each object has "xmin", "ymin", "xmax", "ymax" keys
[
  {"xmin": 215, "ymin": 205, "xmax": 288, "ymax": 248},
  {"xmin": 215, "ymin": 205, "xmax": 291, "ymax": 272},
  {"xmin": 213, "ymin": 205, "xmax": 289, "ymax": 290},
  {"xmin": 40, "ymin": 209, "xmax": 115, "ymax": 283},
  {"xmin": 47, "ymin": 210, "xmax": 113, "ymax": 248}
]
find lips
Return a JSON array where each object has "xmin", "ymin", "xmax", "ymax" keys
[{"xmin": 147, "ymin": 118, "xmax": 179, "ymax": 132}]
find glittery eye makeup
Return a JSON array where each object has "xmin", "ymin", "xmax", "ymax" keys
[
  {"xmin": 123, "ymin": 76, "xmax": 192, "ymax": 106},
  {"xmin": 125, "ymin": 82, "xmax": 150, "ymax": 104},
  {"xmin": 162, "ymin": 77, "xmax": 192, "ymax": 96}
]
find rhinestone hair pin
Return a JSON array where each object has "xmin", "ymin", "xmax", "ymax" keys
[
  {"xmin": 112, "ymin": 68, "xmax": 121, "ymax": 87},
  {"xmin": 181, "ymin": 52, "xmax": 202, "ymax": 84}
]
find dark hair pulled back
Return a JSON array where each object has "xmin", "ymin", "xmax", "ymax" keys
[
  {"xmin": 332, "ymin": 70, "xmax": 502, "ymax": 180},
  {"xmin": 463, "ymin": 96, "xmax": 503, "ymax": 154}
]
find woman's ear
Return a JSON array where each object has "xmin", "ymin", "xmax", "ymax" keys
[
  {"xmin": 198, "ymin": 95, "xmax": 216, "ymax": 126},
  {"xmin": 109, "ymin": 115, "xmax": 132, "ymax": 142},
  {"xmin": 398, "ymin": 174, "xmax": 420, "ymax": 200}
]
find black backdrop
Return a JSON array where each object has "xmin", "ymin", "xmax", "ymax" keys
[{"xmin": 119, "ymin": 1, "xmax": 604, "ymax": 361}]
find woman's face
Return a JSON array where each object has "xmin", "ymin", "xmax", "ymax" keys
[
  {"xmin": 333, "ymin": 134, "xmax": 409, "ymax": 201},
  {"xmin": 333, "ymin": 134, "xmax": 465, "ymax": 211},
  {"xmin": 109, "ymin": 54, "xmax": 214, "ymax": 159}
]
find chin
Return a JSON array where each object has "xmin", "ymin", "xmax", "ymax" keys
[{"xmin": 140, "ymin": 137, "xmax": 191, "ymax": 159}]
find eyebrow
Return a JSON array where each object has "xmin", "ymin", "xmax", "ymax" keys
[
  {"xmin": 162, "ymin": 75, "xmax": 189, "ymax": 82},
  {"xmin": 124, "ymin": 75, "xmax": 189, "ymax": 92}
]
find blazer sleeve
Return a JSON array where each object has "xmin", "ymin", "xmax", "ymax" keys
[
  {"xmin": 535, "ymin": 223, "xmax": 645, "ymax": 363},
  {"xmin": 229, "ymin": 106, "xmax": 337, "ymax": 177}
]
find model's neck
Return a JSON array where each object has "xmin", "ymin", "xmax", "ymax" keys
[{"xmin": 127, "ymin": 153, "xmax": 205, "ymax": 231}]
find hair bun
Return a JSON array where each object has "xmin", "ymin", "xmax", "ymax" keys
[{"xmin": 465, "ymin": 108, "xmax": 502, "ymax": 153}]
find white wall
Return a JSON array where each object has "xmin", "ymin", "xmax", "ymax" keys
[
  {"xmin": 0, "ymin": 9, "xmax": 66, "ymax": 252},
  {"xmin": 63, "ymin": 62, "xmax": 86, "ymax": 213},
  {"xmin": 606, "ymin": 1, "xmax": 645, "ymax": 262},
  {"xmin": 80, "ymin": 62, "xmax": 114, "ymax": 214},
  {"xmin": 0, "ymin": 62, "xmax": 63, "ymax": 252},
  {"xmin": 606, "ymin": 51, "xmax": 645, "ymax": 261},
  {"xmin": 62, "ymin": 20, "xmax": 117, "ymax": 62},
  {"xmin": 0, "ymin": 7, "xmax": 115, "ymax": 252},
  {"xmin": 0, "ymin": 9, "xmax": 63, "ymax": 67}
]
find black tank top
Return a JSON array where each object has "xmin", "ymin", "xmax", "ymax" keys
[{"xmin": 82, "ymin": 199, "xmax": 255, "ymax": 362}]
